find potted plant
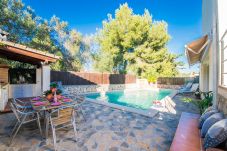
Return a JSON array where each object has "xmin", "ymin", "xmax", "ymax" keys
[
  {"xmin": 56, "ymin": 89, "xmax": 62, "ymax": 99},
  {"xmin": 194, "ymin": 88, "xmax": 201, "ymax": 99},
  {"xmin": 50, "ymin": 82, "xmax": 58, "ymax": 93},
  {"xmin": 44, "ymin": 90, "xmax": 53, "ymax": 101}
]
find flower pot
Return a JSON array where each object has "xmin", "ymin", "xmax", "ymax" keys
[
  {"xmin": 46, "ymin": 94, "xmax": 53, "ymax": 101},
  {"xmin": 51, "ymin": 88, "xmax": 57, "ymax": 93}
]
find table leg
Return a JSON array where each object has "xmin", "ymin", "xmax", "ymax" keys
[{"xmin": 45, "ymin": 111, "xmax": 50, "ymax": 143}]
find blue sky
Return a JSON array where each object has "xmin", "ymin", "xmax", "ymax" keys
[{"xmin": 24, "ymin": 0, "xmax": 202, "ymax": 73}]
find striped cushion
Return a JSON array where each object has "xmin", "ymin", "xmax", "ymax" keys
[
  {"xmin": 204, "ymin": 106, "xmax": 215, "ymax": 114},
  {"xmin": 199, "ymin": 109, "xmax": 218, "ymax": 129},
  {"xmin": 204, "ymin": 119, "xmax": 227, "ymax": 149},
  {"xmin": 201, "ymin": 113, "xmax": 224, "ymax": 138}
]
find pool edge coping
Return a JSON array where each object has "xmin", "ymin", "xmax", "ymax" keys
[{"xmin": 84, "ymin": 89, "xmax": 178, "ymax": 118}]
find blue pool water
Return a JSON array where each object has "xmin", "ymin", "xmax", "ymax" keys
[{"xmin": 85, "ymin": 89, "xmax": 173, "ymax": 110}]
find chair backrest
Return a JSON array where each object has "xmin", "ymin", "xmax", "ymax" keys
[
  {"xmin": 9, "ymin": 101, "xmax": 21, "ymax": 121},
  {"xmin": 190, "ymin": 83, "xmax": 199, "ymax": 92},
  {"xmin": 13, "ymin": 98, "xmax": 28, "ymax": 106},
  {"xmin": 50, "ymin": 105, "xmax": 75, "ymax": 126},
  {"xmin": 10, "ymin": 100, "xmax": 29, "ymax": 121},
  {"xmin": 185, "ymin": 82, "xmax": 193, "ymax": 89}
]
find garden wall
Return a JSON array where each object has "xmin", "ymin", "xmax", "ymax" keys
[
  {"xmin": 157, "ymin": 77, "xmax": 197, "ymax": 85},
  {"xmin": 157, "ymin": 77, "xmax": 199, "ymax": 89},
  {"xmin": 51, "ymin": 71, "xmax": 136, "ymax": 85},
  {"xmin": 62, "ymin": 84, "xmax": 138, "ymax": 95},
  {"xmin": 217, "ymin": 87, "xmax": 227, "ymax": 115}
]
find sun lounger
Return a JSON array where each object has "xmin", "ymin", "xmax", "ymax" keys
[{"xmin": 178, "ymin": 83, "xmax": 199, "ymax": 94}]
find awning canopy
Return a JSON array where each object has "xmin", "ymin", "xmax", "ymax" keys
[
  {"xmin": 0, "ymin": 40, "xmax": 59, "ymax": 65},
  {"xmin": 185, "ymin": 35, "xmax": 210, "ymax": 66}
]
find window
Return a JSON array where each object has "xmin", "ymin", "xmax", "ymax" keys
[{"xmin": 220, "ymin": 31, "xmax": 227, "ymax": 87}]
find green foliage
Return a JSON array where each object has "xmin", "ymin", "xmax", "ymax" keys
[
  {"xmin": 182, "ymin": 91, "xmax": 213, "ymax": 114},
  {"xmin": 182, "ymin": 97, "xmax": 193, "ymax": 103},
  {"xmin": 0, "ymin": 0, "xmax": 90, "ymax": 71},
  {"xmin": 43, "ymin": 90, "xmax": 52, "ymax": 96},
  {"xmin": 50, "ymin": 82, "xmax": 58, "ymax": 88},
  {"xmin": 56, "ymin": 89, "xmax": 62, "ymax": 95},
  {"xmin": 94, "ymin": 3, "xmax": 182, "ymax": 77}
]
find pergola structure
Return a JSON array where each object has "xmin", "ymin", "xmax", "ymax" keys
[
  {"xmin": 0, "ymin": 40, "xmax": 59, "ymax": 66},
  {"xmin": 0, "ymin": 39, "xmax": 59, "ymax": 111}
]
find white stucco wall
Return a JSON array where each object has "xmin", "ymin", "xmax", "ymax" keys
[
  {"xmin": 217, "ymin": 0, "xmax": 227, "ymax": 39},
  {"xmin": 217, "ymin": 0, "xmax": 227, "ymax": 87},
  {"xmin": 201, "ymin": 0, "xmax": 216, "ymax": 92},
  {"xmin": 41, "ymin": 64, "xmax": 50, "ymax": 92},
  {"xmin": 202, "ymin": 0, "xmax": 216, "ymax": 35},
  {"xmin": 201, "ymin": 0, "xmax": 227, "ymax": 105},
  {"xmin": 9, "ymin": 68, "xmax": 42, "ymax": 98},
  {"xmin": 201, "ymin": 0, "xmax": 218, "ymax": 104}
]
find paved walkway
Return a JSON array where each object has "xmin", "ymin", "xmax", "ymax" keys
[{"xmin": 0, "ymin": 94, "xmax": 199, "ymax": 151}]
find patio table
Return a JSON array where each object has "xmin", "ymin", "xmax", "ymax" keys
[{"xmin": 30, "ymin": 96, "xmax": 76, "ymax": 142}]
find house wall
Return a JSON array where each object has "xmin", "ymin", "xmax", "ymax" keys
[
  {"xmin": 216, "ymin": 0, "xmax": 227, "ymax": 115},
  {"xmin": 41, "ymin": 65, "xmax": 50, "ymax": 92},
  {"xmin": 8, "ymin": 64, "xmax": 51, "ymax": 99},
  {"xmin": 200, "ymin": 63, "xmax": 209, "ymax": 92},
  {"xmin": 201, "ymin": 0, "xmax": 227, "ymax": 105},
  {"xmin": 202, "ymin": 0, "xmax": 216, "ymax": 36},
  {"xmin": 8, "ymin": 68, "xmax": 42, "ymax": 98},
  {"xmin": 218, "ymin": 87, "xmax": 227, "ymax": 115},
  {"xmin": 201, "ymin": 0, "xmax": 217, "ymax": 96},
  {"xmin": 202, "ymin": 0, "xmax": 227, "ymax": 112}
]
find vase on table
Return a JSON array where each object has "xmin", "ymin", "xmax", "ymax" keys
[{"xmin": 46, "ymin": 93, "xmax": 53, "ymax": 101}]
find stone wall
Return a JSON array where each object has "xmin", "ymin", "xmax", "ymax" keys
[
  {"xmin": 157, "ymin": 84, "xmax": 182, "ymax": 89},
  {"xmin": 217, "ymin": 87, "xmax": 227, "ymax": 115},
  {"xmin": 63, "ymin": 83, "xmax": 182, "ymax": 96},
  {"xmin": 63, "ymin": 84, "xmax": 138, "ymax": 95}
]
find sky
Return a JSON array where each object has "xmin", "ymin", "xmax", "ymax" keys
[{"xmin": 24, "ymin": 0, "xmax": 202, "ymax": 73}]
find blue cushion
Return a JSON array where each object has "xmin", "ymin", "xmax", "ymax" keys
[
  {"xmin": 204, "ymin": 119, "xmax": 227, "ymax": 149},
  {"xmin": 198, "ymin": 109, "xmax": 218, "ymax": 129},
  {"xmin": 201, "ymin": 113, "xmax": 224, "ymax": 138},
  {"xmin": 203, "ymin": 106, "xmax": 215, "ymax": 114}
]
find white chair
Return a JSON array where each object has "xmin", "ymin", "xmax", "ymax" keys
[{"xmin": 9, "ymin": 100, "xmax": 42, "ymax": 145}]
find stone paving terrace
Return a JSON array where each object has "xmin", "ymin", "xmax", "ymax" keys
[{"xmin": 0, "ymin": 94, "xmax": 199, "ymax": 151}]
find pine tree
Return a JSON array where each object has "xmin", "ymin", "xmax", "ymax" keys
[{"xmin": 95, "ymin": 3, "xmax": 182, "ymax": 80}]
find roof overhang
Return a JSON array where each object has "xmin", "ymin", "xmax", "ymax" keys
[
  {"xmin": 185, "ymin": 35, "xmax": 210, "ymax": 66},
  {"xmin": 0, "ymin": 40, "xmax": 60, "ymax": 65}
]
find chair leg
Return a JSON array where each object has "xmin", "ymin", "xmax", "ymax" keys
[
  {"xmin": 9, "ymin": 121, "xmax": 19, "ymax": 137},
  {"xmin": 73, "ymin": 123, "xmax": 78, "ymax": 142},
  {"xmin": 9, "ymin": 116, "xmax": 26, "ymax": 146},
  {"xmin": 72, "ymin": 112, "xmax": 78, "ymax": 141},
  {"xmin": 81, "ymin": 109, "xmax": 86, "ymax": 122},
  {"xmin": 45, "ymin": 113, "xmax": 50, "ymax": 140},
  {"xmin": 51, "ymin": 125, "xmax": 57, "ymax": 151},
  {"xmin": 36, "ymin": 113, "xmax": 43, "ymax": 138},
  {"xmin": 78, "ymin": 105, "xmax": 86, "ymax": 122}
]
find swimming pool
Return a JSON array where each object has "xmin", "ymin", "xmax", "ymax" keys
[{"xmin": 85, "ymin": 89, "xmax": 173, "ymax": 110}]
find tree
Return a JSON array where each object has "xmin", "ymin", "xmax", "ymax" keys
[
  {"xmin": 95, "ymin": 3, "xmax": 182, "ymax": 80},
  {"xmin": 0, "ymin": 0, "xmax": 37, "ymax": 43},
  {"xmin": 50, "ymin": 16, "xmax": 89, "ymax": 71},
  {"xmin": 0, "ymin": 0, "xmax": 89, "ymax": 71}
]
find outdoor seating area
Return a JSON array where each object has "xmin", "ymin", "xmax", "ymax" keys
[
  {"xmin": 170, "ymin": 112, "xmax": 225, "ymax": 151},
  {"xmin": 5, "ymin": 91, "xmax": 86, "ymax": 150},
  {"xmin": 0, "ymin": 94, "xmax": 200, "ymax": 151}
]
